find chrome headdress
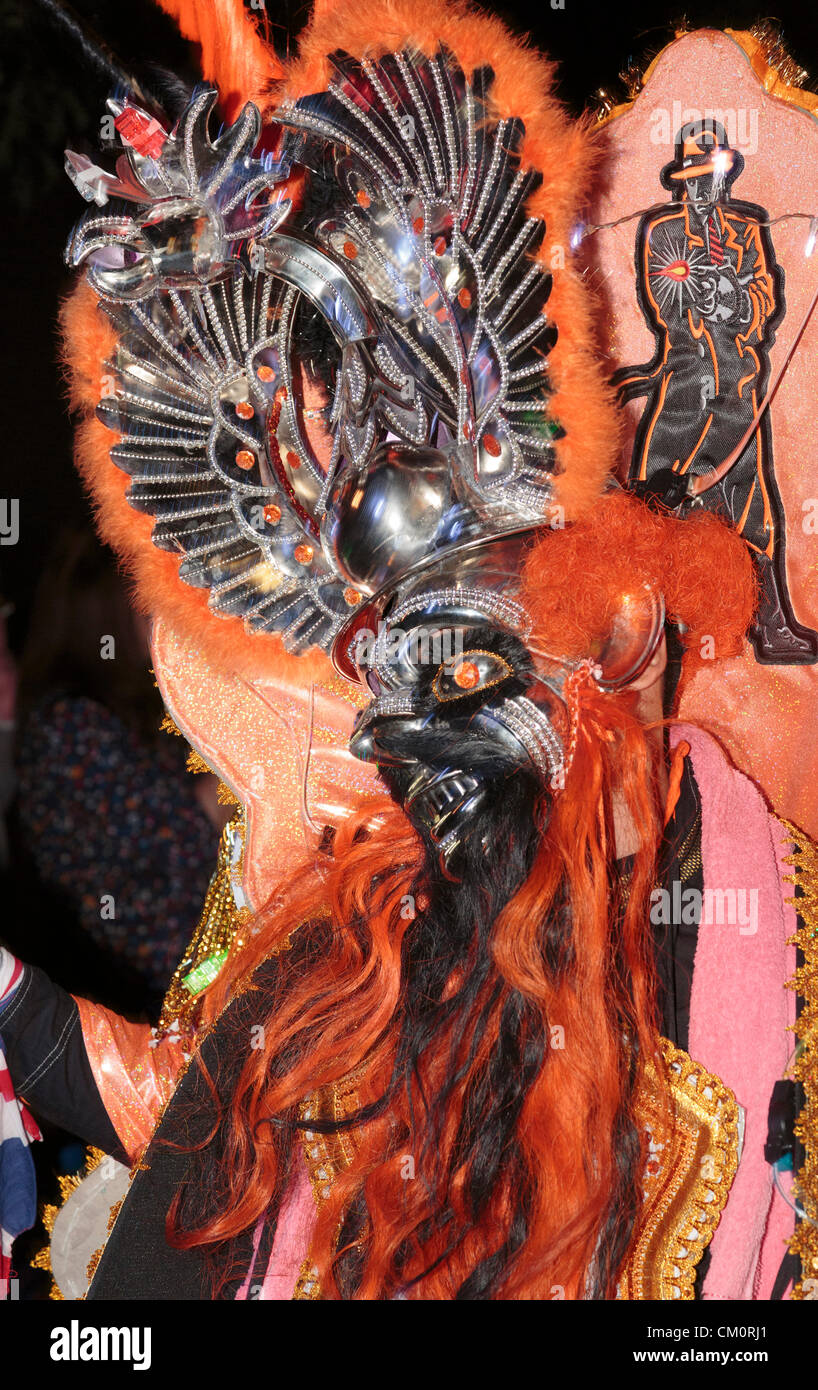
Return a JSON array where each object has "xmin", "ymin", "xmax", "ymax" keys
[
  {"xmin": 66, "ymin": 48, "xmax": 560, "ymax": 660},
  {"xmin": 64, "ymin": 47, "xmax": 614, "ymax": 868}
]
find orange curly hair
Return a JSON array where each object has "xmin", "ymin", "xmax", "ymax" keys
[{"xmin": 521, "ymin": 490, "xmax": 757, "ymax": 694}]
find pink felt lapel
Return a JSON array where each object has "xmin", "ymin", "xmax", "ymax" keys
[{"xmin": 674, "ymin": 724, "xmax": 797, "ymax": 1300}]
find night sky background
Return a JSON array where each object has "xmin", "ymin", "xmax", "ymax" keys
[{"xmin": 1, "ymin": 0, "xmax": 817, "ymax": 652}]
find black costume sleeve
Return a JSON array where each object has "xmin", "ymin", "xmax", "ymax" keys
[{"xmin": 0, "ymin": 962, "xmax": 127, "ymax": 1161}]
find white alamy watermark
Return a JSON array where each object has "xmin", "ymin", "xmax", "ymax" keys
[
  {"xmin": 650, "ymin": 883, "xmax": 758, "ymax": 936},
  {"xmin": 50, "ymin": 1321, "xmax": 151, "ymax": 1370},
  {"xmin": 352, "ymin": 622, "xmax": 465, "ymax": 670},
  {"xmin": 649, "ymin": 103, "xmax": 759, "ymax": 155}
]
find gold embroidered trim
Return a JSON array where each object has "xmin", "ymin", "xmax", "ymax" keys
[
  {"xmin": 292, "ymin": 1258, "xmax": 323, "ymax": 1299},
  {"xmin": 159, "ymin": 712, "xmax": 184, "ymax": 739},
  {"xmin": 293, "ymin": 1039, "xmax": 738, "ymax": 1301},
  {"xmin": 160, "ymin": 710, "xmax": 235, "ymax": 796},
  {"xmin": 185, "ymin": 748, "xmax": 212, "ymax": 776},
  {"xmin": 780, "ymin": 819, "xmax": 818, "ymax": 1299},
  {"xmin": 293, "ymin": 1073, "xmax": 363, "ymax": 1300},
  {"xmin": 618, "ymin": 1038, "xmax": 740, "ymax": 1300}
]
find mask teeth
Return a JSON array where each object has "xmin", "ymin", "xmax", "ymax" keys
[
  {"xmin": 491, "ymin": 695, "xmax": 564, "ymax": 788},
  {"xmin": 359, "ymin": 691, "xmax": 417, "ymax": 725}
]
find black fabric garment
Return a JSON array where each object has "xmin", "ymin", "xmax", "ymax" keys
[
  {"xmin": 613, "ymin": 757, "xmax": 703, "ymax": 1052},
  {"xmin": 87, "ymin": 927, "xmax": 331, "ymax": 1300},
  {"xmin": 653, "ymin": 758, "xmax": 711, "ymax": 1297},
  {"xmin": 654, "ymin": 757, "xmax": 703, "ymax": 1053},
  {"xmin": 87, "ymin": 952, "xmax": 286, "ymax": 1300},
  {"xmin": 0, "ymin": 963, "xmax": 125, "ymax": 1161}
]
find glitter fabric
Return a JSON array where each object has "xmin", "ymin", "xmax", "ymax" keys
[
  {"xmin": 151, "ymin": 619, "xmax": 383, "ymax": 912},
  {"xmin": 585, "ymin": 29, "xmax": 818, "ymax": 836},
  {"xmin": 74, "ymin": 997, "xmax": 182, "ymax": 1162}
]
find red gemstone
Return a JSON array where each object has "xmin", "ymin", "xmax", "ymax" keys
[
  {"xmin": 483, "ymin": 433, "xmax": 502, "ymax": 457},
  {"xmin": 454, "ymin": 661, "xmax": 480, "ymax": 690},
  {"xmin": 114, "ymin": 108, "xmax": 166, "ymax": 159},
  {"xmin": 235, "ymin": 450, "xmax": 255, "ymax": 470}
]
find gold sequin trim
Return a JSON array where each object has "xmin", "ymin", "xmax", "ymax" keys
[
  {"xmin": 292, "ymin": 1036, "xmax": 738, "ymax": 1301},
  {"xmin": 292, "ymin": 1258, "xmax": 322, "ymax": 1300},
  {"xmin": 780, "ymin": 819, "xmax": 818, "ymax": 1299},
  {"xmin": 293, "ymin": 1072, "xmax": 364, "ymax": 1299},
  {"xmin": 157, "ymin": 808, "xmax": 249, "ymax": 1035},
  {"xmin": 619, "ymin": 1037, "xmax": 740, "ymax": 1300},
  {"xmin": 186, "ymin": 748, "xmax": 213, "ymax": 776},
  {"xmin": 159, "ymin": 712, "xmax": 184, "ymax": 739}
]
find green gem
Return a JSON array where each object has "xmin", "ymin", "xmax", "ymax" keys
[{"xmin": 181, "ymin": 948, "xmax": 230, "ymax": 996}]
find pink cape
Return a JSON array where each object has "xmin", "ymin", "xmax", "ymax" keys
[{"xmin": 676, "ymin": 725, "xmax": 797, "ymax": 1300}]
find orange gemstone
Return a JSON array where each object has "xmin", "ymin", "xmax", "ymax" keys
[
  {"xmin": 235, "ymin": 400, "xmax": 255, "ymax": 420},
  {"xmin": 294, "ymin": 544, "xmax": 314, "ymax": 565},
  {"xmin": 413, "ymin": 216, "xmax": 424, "ymax": 234},
  {"xmin": 483, "ymin": 433, "xmax": 502, "ymax": 457},
  {"xmin": 263, "ymin": 504, "xmax": 282, "ymax": 525},
  {"xmin": 343, "ymin": 586, "xmax": 362, "ymax": 607},
  {"xmin": 257, "ymin": 364, "xmax": 275, "ymax": 382},
  {"xmin": 235, "ymin": 450, "xmax": 255, "ymax": 470},
  {"xmin": 286, "ymin": 450, "xmax": 301, "ymax": 470},
  {"xmin": 458, "ymin": 287, "xmax": 472, "ymax": 309},
  {"xmin": 343, "ymin": 241, "xmax": 358, "ymax": 260},
  {"xmin": 434, "ymin": 236, "xmax": 446, "ymax": 256},
  {"xmin": 356, "ymin": 189, "xmax": 371, "ymax": 208},
  {"xmin": 454, "ymin": 660, "xmax": 480, "ymax": 690}
]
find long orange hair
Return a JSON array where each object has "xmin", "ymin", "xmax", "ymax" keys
[
  {"xmin": 166, "ymin": 497, "xmax": 754, "ymax": 1299},
  {"xmin": 170, "ymin": 712, "xmax": 661, "ymax": 1298}
]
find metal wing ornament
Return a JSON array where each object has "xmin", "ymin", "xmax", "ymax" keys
[{"xmin": 64, "ymin": 47, "xmax": 561, "ymax": 658}]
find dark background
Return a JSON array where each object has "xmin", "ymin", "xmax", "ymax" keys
[{"xmin": 1, "ymin": 0, "xmax": 817, "ymax": 649}]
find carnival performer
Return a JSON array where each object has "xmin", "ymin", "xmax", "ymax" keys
[{"xmin": 0, "ymin": 0, "xmax": 812, "ymax": 1301}]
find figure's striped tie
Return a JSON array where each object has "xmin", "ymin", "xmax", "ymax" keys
[{"xmin": 709, "ymin": 213, "xmax": 725, "ymax": 265}]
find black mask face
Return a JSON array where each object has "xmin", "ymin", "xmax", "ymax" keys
[{"xmin": 350, "ymin": 616, "xmax": 562, "ymax": 878}]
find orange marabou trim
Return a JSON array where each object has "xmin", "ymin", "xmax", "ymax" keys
[{"xmin": 74, "ymin": 996, "xmax": 184, "ymax": 1164}]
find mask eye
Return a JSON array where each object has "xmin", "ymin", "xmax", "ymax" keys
[
  {"xmin": 432, "ymin": 650, "xmax": 513, "ymax": 703},
  {"xmin": 87, "ymin": 243, "xmax": 145, "ymax": 269}
]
